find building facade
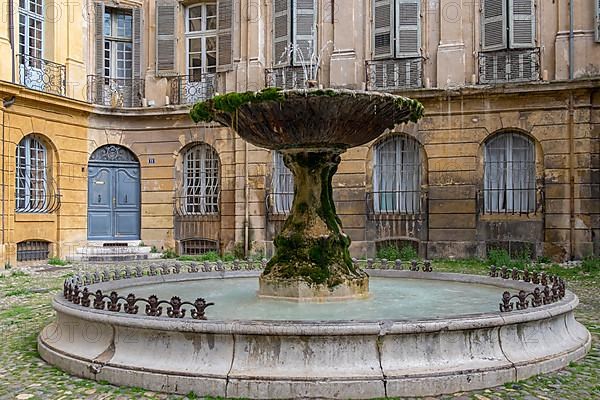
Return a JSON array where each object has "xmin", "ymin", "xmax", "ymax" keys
[{"xmin": 0, "ymin": 0, "xmax": 598, "ymax": 266}]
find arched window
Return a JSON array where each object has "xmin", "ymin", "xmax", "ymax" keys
[
  {"xmin": 373, "ymin": 135, "xmax": 421, "ymax": 214},
  {"xmin": 15, "ymin": 135, "xmax": 49, "ymax": 212},
  {"xmin": 484, "ymin": 132, "xmax": 535, "ymax": 214},
  {"xmin": 183, "ymin": 143, "xmax": 220, "ymax": 215},
  {"xmin": 271, "ymin": 152, "xmax": 294, "ymax": 214}
]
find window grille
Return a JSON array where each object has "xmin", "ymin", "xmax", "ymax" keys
[
  {"xmin": 373, "ymin": 135, "xmax": 421, "ymax": 214},
  {"xmin": 181, "ymin": 144, "xmax": 220, "ymax": 215},
  {"xmin": 17, "ymin": 240, "xmax": 50, "ymax": 261},
  {"xmin": 270, "ymin": 152, "xmax": 294, "ymax": 214},
  {"xmin": 15, "ymin": 136, "xmax": 52, "ymax": 213},
  {"xmin": 180, "ymin": 238, "xmax": 219, "ymax": 255},
  {"xmin": 483, "ymin": 132, "xmax": 536, "ymax": 214}
]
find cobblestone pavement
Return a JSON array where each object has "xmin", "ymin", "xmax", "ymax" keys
[{"xmin": 0, "ymin": 261, "xmax": 598, "ymax": 400}]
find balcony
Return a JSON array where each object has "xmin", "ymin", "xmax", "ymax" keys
[
  {"xmin": 366, "ymin": 58, "xmax": 423, "ymax": 92},
  {"xmin": 479, "ymin": 48, "xmax": 540, "ymax": 84},
  {"xmin": 265, "ymin": 66, "xmax": 309, "ymax": 89},
  {"xmin": 170, "ymin": 74, "xmax": 216, "ymax": 105},
  {"xmin": 17, "ymin": 54, "xmax": 66, "ymax": 96},
  {"xmin": 87, "ymin": 75, "xmax": 145, "ymax": 108}
]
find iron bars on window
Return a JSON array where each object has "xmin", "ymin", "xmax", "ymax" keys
[
  {"xmin": 479, "ymin": 48, "xmax": 540, "ymax": 84},
  {"xmin": 366, "ymin": 58, "xmax": 423, "ymax": 91}
]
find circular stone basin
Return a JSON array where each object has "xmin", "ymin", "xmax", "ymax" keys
[
  {"xmin": 117, "ymin": 277, "xmax": 502, "ymax": 320},
  {"xmin": 39, "ymin": 270, "xmax": 591, "ymax": 399}
]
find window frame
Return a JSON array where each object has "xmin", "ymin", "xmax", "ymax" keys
[
  {"xmin": 18, "ymin": 0, "xmax": 44, "ymax": 60},
  {"xmin": 483, "ymin": 132, "xmax": 537, "ymax": 215},
  {"xmin": 183, "ymin": 143, "xmax": 220, "ymax": 216},
  {"xmin": 372, "ymin": 0, "xmax": 421, "ymax": 61},
  {"xmin": 185, "ymin": 3, "xmax": 218, "ymax": 79},
  {"xmin": 103, "ymin": 7, "xmax": 134, "ymax": 79},
  {"xmin": 271, "ymin": 152, "xmax": 294, "ymax": 214},
  {"xmin": 372, "ymin": 135, "xmax": 422, "ymax": 215},
  {"xmin": 15, "ymin": 135, "xmax": 49, "ymax": 213}
]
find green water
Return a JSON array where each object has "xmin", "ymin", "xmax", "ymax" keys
[{"xmin": 118, "ymin": 277, "xmax": 503, "ymax": 321}]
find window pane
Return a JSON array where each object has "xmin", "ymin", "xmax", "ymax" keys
[
  {"xmin": 206, "ymin": 16, "xmax": 217, "ymax": 31},
  {"xmin": 104, "ymin": 12, "xmax": 111, "ymax": 36},
  {"xmin": 189, "ymin": 38, "xmax": 202, "ymax": 53}
]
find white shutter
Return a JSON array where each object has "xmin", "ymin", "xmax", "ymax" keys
[
  {"xmin": 273, "ymin": 0, "xmax": 291, "ymax": 66},
  {"xmin": 481, "ymin": 0, "xmax": 507, "ymax": 51},
  {"xmin": 155, "ymin": 0, "xmax": 177, "ymax": 77},
  {"xmin": 395, "ymin": 0, "xmax": 421, "ymax": 58},
  {"xmin": 372, "ymin": 0, "xmax": 394, "ymax": 59},
  {"xmin": 217, "ymin": 0, "xmax": 234, "ymax": 71},
  {"xmin": 509, "ymin": 0, "xmax": 535, "ymax": 48},
  {"xmin": 292, "ymin": 0, "xmax": 317, "ymax": 65}
]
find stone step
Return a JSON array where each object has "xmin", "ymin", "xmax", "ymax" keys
[
  {"xmin": 86, "ymin": 240, "xmax": 143, "ymax": 247},
  {"xmin": 75, "ymin": 246, "xmax": 152, "ymax": 255}
]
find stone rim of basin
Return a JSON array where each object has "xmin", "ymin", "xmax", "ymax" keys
[{"xmin": 189, "ymin": 88, "xmax": 425, "ymax": 150}]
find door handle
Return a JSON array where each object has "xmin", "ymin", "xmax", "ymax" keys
[
  {"xmin": 124, "ymin": 194, "xmax": 128, "ymax": 204},
  {"xmin": 97, "ymin": 194, "xmax": 101, "ymax": 203},
  {"xmin": 113, "ymin": 197, "xmax": 116, "ymax": 206}
]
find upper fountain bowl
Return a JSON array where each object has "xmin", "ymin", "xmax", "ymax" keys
[{"xmin": 190, "ymin": 88, "xmax": 424, "ymax": 150}]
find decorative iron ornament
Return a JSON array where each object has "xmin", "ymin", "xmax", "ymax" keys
[
  {"xmin": 169, "ymin": 74, "xmax": 216, "ymax": 105},
  {"xmin": 90, "ymin": 145, "xmax": 138, "ymax": 163},
  {"xmin": 492, "ymin": 264, "xmax": 567, "ymax": 313},
  {"xmin": 87, "ymin": 75, "xmax": 145, "ymax": 108},
  {"xmin": 361, "ymin": 258, "xmax": 432, "ymax": 272},
  {"xmin": 17, "ymin": 53, "xmax": 66, "ymax": 96},
  {"xmin": 365, "ymin": 58, "xmax": 424, "ymax": 91},
  {"xmin": 63, "ymin": 280, "xmax": 214, "ymax": 320},
  {"xmin": 479, "ymin": 48, "xmax": 541, "ymax": 84}
]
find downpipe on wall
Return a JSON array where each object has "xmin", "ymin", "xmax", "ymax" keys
[
  {"xmin": 1, "ymin": 96, "xmax": 16, "ymax": 265},
  {"xmin": 568, "ymin": 92, "xmax": 575, "ymax": 260}
]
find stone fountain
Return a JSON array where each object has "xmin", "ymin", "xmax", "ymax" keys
[{"xmin": 190, "ymin": 88, "xmax": 424, "ymax": 300}]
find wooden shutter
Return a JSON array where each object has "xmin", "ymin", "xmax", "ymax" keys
[
  {"xmin": 292, "ymin": 0, "xmax": 317, "ymax": 65},
  {"xmin": 595, "ymin": 0, "xmax": 600, "ymax": 42},
  {"xmin": 155, "ymin": 0, "xmax": 177, "ymax": 77},
  {"xmin": 372, "ymin": 0, "xmax": 394, "ymax": 59},
  {"xmin": 395, "ymin": 0, "xmax": 421, "ymax": 58},
  {"xmin": 509, "ymin": 0, "xmax": 535, "ymax": 48},
  {"xmin": 217, "ymin": 0, "xmax": 234, "ymax": 71},
  {"xmin": 94, "ymin": 2, "xmax": 105, "ymax": 102},
  {"xmin": 94, "ymin": 2, "xmax": 105, "ymax": 78},
  {"xmin": 132, "ymin": 7, "xmax": 142, "ymax": 79},
  {"xmin": 273, "ymin": 0, "xmax": 291, "ymax": 66},
  {"xmin": 481, "ymin": 0, "xmax": 507, "ymax": 51}
]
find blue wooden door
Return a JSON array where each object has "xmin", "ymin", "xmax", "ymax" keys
[{"xmin": 88, "ymin": 163, "xmax": 140, "ymax": 240}]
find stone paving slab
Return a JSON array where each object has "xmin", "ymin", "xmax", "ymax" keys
[{"xmin": 0, "ymin": 261, "xmax": 598, "ymax": 400}]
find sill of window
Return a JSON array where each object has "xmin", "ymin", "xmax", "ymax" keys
[
  {"xmin": 15, "ymin": 213, "xmax": 57, "ymax": 222},
  {"xmin": 479, "ymin": 214, "xmax": 543, "ymax": 222}
]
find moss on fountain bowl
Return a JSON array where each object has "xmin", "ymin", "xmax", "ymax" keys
[{"xmin": 190, "ymin": 88, "xmax": 424, "ymax": 150}]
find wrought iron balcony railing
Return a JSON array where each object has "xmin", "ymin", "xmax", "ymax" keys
[
  {"xmin": 17, "ymin": 54, "xmax": 66, "ymax": 96},
  {"xmin": 265, "ymin": 66, "xmax": 309, "ymax": 89},
  {"xmin": 170, "ymin": 74, "xmax": 216, "ymax": 105},
  {"xmin": 366, "ymin": 189, "xmax": 427, "ymax": 220},
  {"xmin": 479, "ymin": 48, "xmax": 541, "ymax": 84},
  {"xmin": 87, "ymin": 75, "xmax": 145, "ymax": 108},
  {"xmin": 265, "ymin": 190, "xmax": 293, "ymax": 217},
  {"xmin": 366, "ymin": 58, "xmax": 424, "ymax": 92}
]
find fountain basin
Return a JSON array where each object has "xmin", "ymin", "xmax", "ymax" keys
[{"xmin": 38, "ymin": 270, "xmax": 591, "ymax": 399}]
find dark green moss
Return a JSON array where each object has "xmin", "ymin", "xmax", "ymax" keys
[{"xmin": 190, "ymin": 88, "xmax": 284, "ymax": 123}]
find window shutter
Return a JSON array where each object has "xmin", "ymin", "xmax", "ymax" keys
[
  {"xmin": 273, "ymin": 0, "xmax": 291, "ymax": 66},
  {"xmin": 132, "ymin": 7, "xmax": 142, "ymax": 79},
  {"xmin": 94, "ymin": 2, "xmax": 105, "ymax": 78},
  {"xmin": 217, "ymin": 0, "xmax": 234, "ymax": 71},
  {"xmin": 292, "ymin": 0, "xmax": 317, "ymax": 65},
  {"xmin": 481, "ymin": 0, "xmax": 507, "ymax": 51},
  {"xmin": 155, "ymin": 0, "xmax": 177, "ymax": 77},
  {"xmin": 372, "ymin": 0, "xmax": 394, "ymax": 59},
  {"xmin": 595, "ymin": 0, "xmax": 600, "ymax": 42},
  {"xmin": 509, "ymin": 0, "xmax": 535, "ymax": 48},
  {"xmin": 395, "ymin": 0, "xmax": 421, "ymax": 58}
]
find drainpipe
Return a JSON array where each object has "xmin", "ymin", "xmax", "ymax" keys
[
  {"xmin": 8, "ymin": 0, "xmax": 15, "ymax": 83},
  {"xmin": 1, "ymin": 96, "xmax": 16, "ymax": 265},
  {"xmin": 568, "ymin": 0, "xmax": 574, "ymax": 80},
  {"xmin": 568, "ymin": 92, "xmax": 575, "ymax": 260}
]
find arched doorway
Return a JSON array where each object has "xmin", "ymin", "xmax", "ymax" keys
[{"xmin": 87, "ymin": 145, "xmax": 140, "ymax": 240}]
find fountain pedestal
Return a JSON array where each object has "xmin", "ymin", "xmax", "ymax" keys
[{"xmin": 259, "ymin": 148, "xmax": 368, "ymax": 300}]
